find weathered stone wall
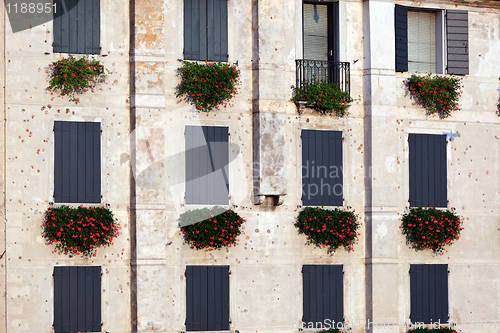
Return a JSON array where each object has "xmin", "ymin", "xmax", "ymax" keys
[{"xmin": 3, "ymin": 0, "xmax": 131, "ymax": 332}]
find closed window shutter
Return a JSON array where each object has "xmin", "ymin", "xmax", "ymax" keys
[
  {"xmin": 185, "ymin": 126, "xmax": 229, "ymax": 205},
  {"xmin": 302, "ymin": 130, "xmax": 343, "ymax": 206},
  {"xmin": 446, "ymin": 10, "xmax": 468, "ymax": 75},
  {"xmin": 302, "ymin": 265, "xmax": 343, "ymax": 326},
  {"xmin": 208, "ymin": 0, "xmax": 228, "ymax": 61},
  {"xmin": 410, "ymin": 264, "xmax": 448, "ymax": 324},
  {"xmin": 184, "ymin": 0, "xmax": 207, "ymax": 60},
  {"xmin": 54, "ymin": 266, "xmax": 101, "ymax": 333},
  {"xmin": 54, "ymin": 121, "xmax": 101, "ymax": 204},
  {"xmin": 53, "ymin": 0, "xmax": 100, "ymax": 54},
  {"xmin": 409, "ymin": 134, "xmax": 447, "ymax": 208},
  {"xmin": 186, "ymin": 266, "xmax": 230, "ymax": 331},
  {"xmin": 408, "ymin": 11, "xmax": 436, "ymax": 73},
  {"xmin": 394, "ymin": 5, "xmax": 408, "ymax": 72}
]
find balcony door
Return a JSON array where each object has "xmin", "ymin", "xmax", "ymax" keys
[
  {"xmin": 302, "ymin": 2, "xmax": 339, "ymax": 83},
  {"xmin": 303, "ymin": 2, "xmax": 338, "ymax": 62}
]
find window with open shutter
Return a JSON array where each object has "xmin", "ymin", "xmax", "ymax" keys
[
  {"xmin": 54, "ymin": 121, "xmax": 101, "ymax": 204},
  {"xmin": 302, "ymin": 130, "xmax": 343, "ymax": 207},
  {"xmin": 53, "ymin": 0, "xmax": 101, "ymax": 54},
  {"xmin": 185, "ymin": 126, "xmax": 229, "ymax": 205},
  {"xmin": 186, "ymin": 266, "xmax": 230, "ymax": 331},
  {"xmin": 184, "ymin": 0, "xmax": 228, "ymax": 62},
  {"xmin": 302, "ymin": 265, "xmax": 343, "ymax": 328},
  {"xmin": 410, "ymin": 264, "xmax": 448, "ymax": 324},
  {"xmin": 53, "ymin": 266, "xmax": 102, "ymax": 333},
  {"xmin": 408, "ymin": 134, "xmax": 447, "ymax": 208},
  {"xmin": 394, "ymin": 5, "xmax": 468, "ymax": 75}
]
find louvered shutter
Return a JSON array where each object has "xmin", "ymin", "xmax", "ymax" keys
[
  {"xmin": 54, "ymin": 266, "xmax": 101, "ymax": 333},
  {"xmin": 302, "ymin": 265, "xmax": 343, "ymax": 326},
  {"xmin": 409, "ymin": 134, "xmax": 447, "ymax": 208},
  {"xmin": 302, "ymin": 130, "xmax": 343, "ymax": 206},
  {"xmin": 446, "ymin": 10, "xmax": 468, "ymax": 75},
  {"xmin": 53, "ymin": 0, "xmax": 100, "ymax": 54},
  {"xmin": 54, "ymin": 121, "xmax": 101, "ymax": 204},
  {"xmin": 186, "ymin": 266, "xmax": 230, "ymax": 331},
  {"xmin": 185, "ymin": 126, "xmax": 229, "ymax": 205},
  {"xmin": 410, "ymin": 264, "xmax": 448, "ymax": 324},
  {"xmin": 207, "ymin": 0, "xmax": 228, "ymax": 61},
  {"xmin": 303, "ymin": 3, "xmax": 329, "ymax": 61},
  {"xmin": 184, "ymin": 0, "xmax": 207, "ymax": 60},
  {"xmin": 395, "ymin": 5, "xmax": 408, "ymax": 72}
]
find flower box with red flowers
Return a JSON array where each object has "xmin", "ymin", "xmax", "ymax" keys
[
  {"xmin": 405, "ymin": 73, "xmax": 462, "ymax": 118},
  {"xmin": 47, "ymin": 55, "xmax": 110, "ymax": 102},
  {"xmin": 179, "ymin": 206, "xmax": 245, "ymax": 250},
  {"xmin": 290, "ymin": 77, "xmax": 353, "ymax": 116},
  {"xmin": 42, "ymin": 205, "xmax": 120, "ymax": 257},
  {"xmin": 294, "ymin": 207, "xmax": 361, "ymax": 255},
  {"xmin": 175, "ymin": 61, "xmax": 241, "ymax": 112},
  {"xmin": 401, "ymin": 207, "xmax": 463, "ymax": 254}
]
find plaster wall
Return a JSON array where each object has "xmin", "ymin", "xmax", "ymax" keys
[{"xmin": 3, "ymin": 0, "xmax": 131, "ymax": 332}]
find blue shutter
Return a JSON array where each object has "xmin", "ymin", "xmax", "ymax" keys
[
  {"xmin": 54, "ymin": 121, "xmax": 101, "ymax": 203},
  {"xmin": 53, "ymin": 0, "xmax": 100, "ymax": 54},
  {"xmin": 185, "ymin": 126, "xmax": 229, "ymax": 205},
  {"xmin": 207, "ymin": 0, "xmax": 228, "ymax": 61},
  {"xmin": 302, "ymin": 265, "xmax": 343, "ymax": 326},
  {"xmin": 302, "ymin": 130, "xmax": 343, "ymax": 206},
  {"xmin": 409, "ymin": 134, "xmax": 446, "ymax": 208},
  {"xmin": 410, "ymin": 264, "xmax": 448, "ymax": 324},
  {"xmin": 395, "ymin": 5, "xmax": 408, "ymax": 72},
  {"xmin": 184, "ymin": 0, "xmax": 207, "ymax": 60},
  {"xmin": 186, "ymin": 266, "xmax": 230, "ymax": 331},
  {"xmin": 446, "ymin": 10, "xmax": 468, "ymax": 75},
  {"xmin": 54, "ymin": 266, "xmax": 101, "ymax": 333}
]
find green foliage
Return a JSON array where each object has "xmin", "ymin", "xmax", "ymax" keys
[
  {"xmin": 47, "ymin": 55, "xmax": 110, "ymax": 102},
  {"xmin": 42, "ymin": 205, "xmax": 120, "ymax": 257},
  {"xmin": 407, "ymin": 327, "xmax": 458, "ymax": 333},
  {"xmin": 405, "ymin": 73, "xmax": 462, "ymax": 118},
  {"xmin": 294, "ymin": 207, "xmax": 360, "ymax": 254},
  {"xmin": 180, "ymin": 207, "xmax": 245, "ymax": 250},
  {"xmin": 291, "ymin": 77, "xmax": 353, "ymax": 116},
  {"xmin": 401, "ymin": 207, "xmax": 463, "ymax": 254},
  {"xmin": 176, "ymin": 61, "xmax": 240, "ymax": 112}
]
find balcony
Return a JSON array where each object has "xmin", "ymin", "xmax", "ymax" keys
[{"xmin": 295, "ymin": 59, "xmax": 350, "ymax": 93}]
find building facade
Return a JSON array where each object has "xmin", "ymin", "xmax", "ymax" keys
[{"xmin": 1, "ymin": 0, "xmax": 500, "ymax": 332}]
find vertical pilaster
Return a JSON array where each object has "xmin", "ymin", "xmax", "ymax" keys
[{"xmin": 363, "ymin": 1, "xmax": 402, "ymax": 332}]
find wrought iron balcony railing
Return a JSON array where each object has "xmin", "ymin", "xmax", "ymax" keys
[{"xmin": 295, "ymin": 59, "xmax": 350, "ymax": 93}]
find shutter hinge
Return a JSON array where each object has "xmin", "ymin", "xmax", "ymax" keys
[
  {"xmin": 448, "ymin": 268, "xmax": 450, "ymax": 274},
  {"xmin": 228, "ymin": 270, "xmax": 231, "ymax": 275}
]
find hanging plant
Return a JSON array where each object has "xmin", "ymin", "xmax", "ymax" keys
[
  {"xmin": 180, "ymin": 206, "xmax": 245, "ymax": 250},
  {"xmin": 400, "ymin": 207, "xmax": 463, "ymax": 254},
  {"xmin": 47, "ymin": 54, "xmax": 110, "ymax": 102},
  {"xmin": 294, "ymin": 207, "xmax": 360, "ymax": 255},
  {"xmin": 42, "ymin": 205, "xmax": 120, "ymax": 257},
  {"xmin": 405, "ymin": 73, "xmax": 462, "ymax": 118},
  {"xmin": 291, "ymin": 78, "xmax": 353, "ymax": 116},
  {"xmin": 176, "ymin": 61, "xmax": 241, "ymax": 112}
]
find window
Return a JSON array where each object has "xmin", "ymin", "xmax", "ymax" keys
[
  {"xmin": 53, "ymin": 0, "xmax": 101, "ymax": 54},
  {"xmin": 395, "ymin": 5, "xmax": 468, "ymax": 75},
  {"xmin": 54, "ymin": 121, "xmax": 101, "ymax": 203},
  {"xmin": 184, "ymin": 0, "xmax": 228, "ymax": 62},
  {"xmin": 410, "ymin": 264, "xmax": 448, "ymax": 324},
  {"xmin": 185, "ymin": 266, "xmax": 230, "ymax": 331},
  {"xmin": 302, "ymin": 130, "xmax": 343, "ymax": 206},
  {"xmin": 185, "ymin": 126, "xmax": 229, "ymax": 205},
  {"xmin": 53, "ymin": 266, "xmax": 102, "ymax": 333},
  {"xmin": 302, "ymin": 265, "xmax": 343, "ymax": 329},
  {"xmin": 408, "ymin": 134, "xmax": 447, "ymax": 208}
]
